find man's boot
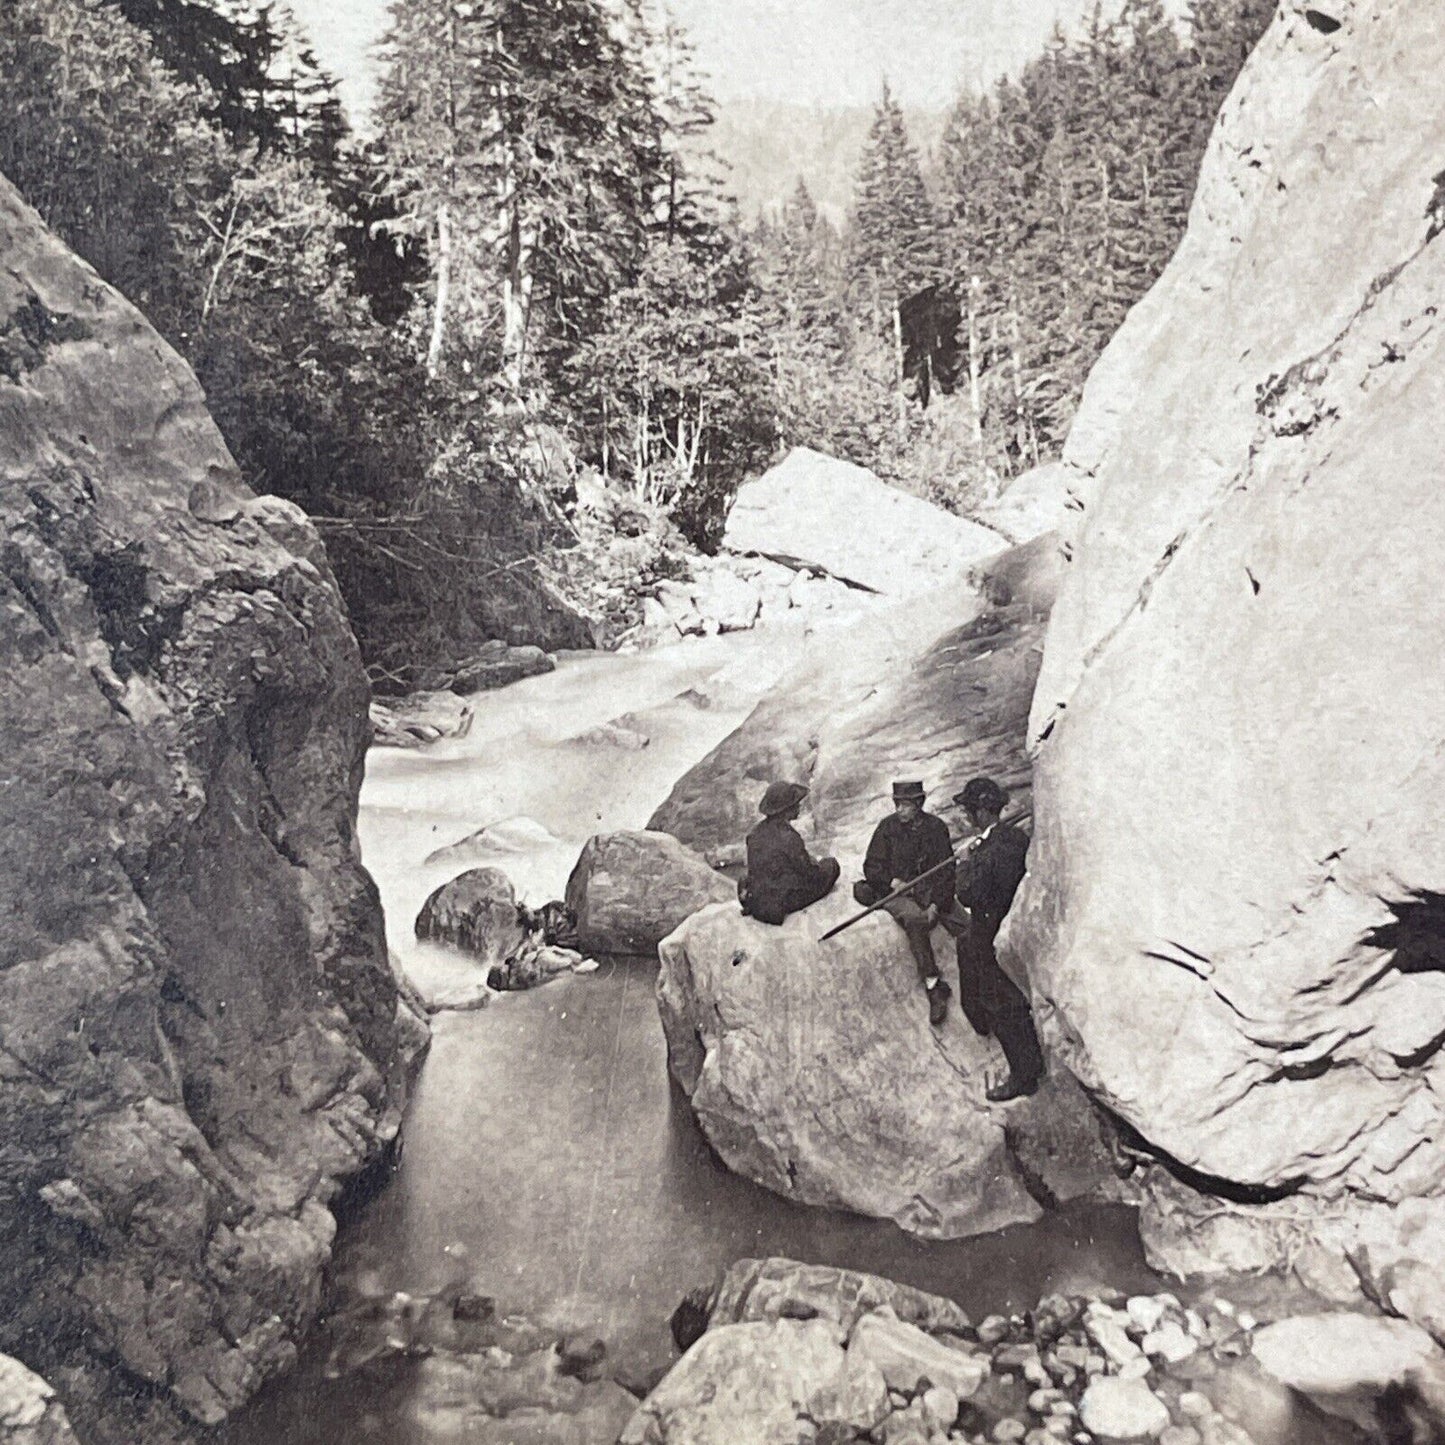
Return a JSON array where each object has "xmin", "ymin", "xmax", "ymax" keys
[
  {"xmin": 985, "ymin": 1071, "xmax": 1040, "ymax": 1103},
  {"xmin": 927, "ymin": 978, "xmax": 951, "ymax": 1027}
]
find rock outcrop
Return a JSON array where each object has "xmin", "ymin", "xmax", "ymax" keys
[
  {"xmin": 565, "ymin": 831, "xmax": 735, "ymax": 955},
  {"xmin": 0, "ymin": 175, "xmax": 422, "ymax": 1437},
  {"xmin": 1004, "ymin": 0, "xmax": 1445, "ymax": 1318},
  {"xmin": 722, "ymin": 446, "xmax": 1007, "ymax": 597},
  {"xmin": 650, "ymin": 537, "xmax": 1058, "ymax": 870},
  {"xmin": 657, "ymin": 893, "xmax": 1121, "ymax": 1239}
]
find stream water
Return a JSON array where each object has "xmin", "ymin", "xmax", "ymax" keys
[{"xmin": 225, "ymin": 627, "xmax": 1164, "ymax": 1443}]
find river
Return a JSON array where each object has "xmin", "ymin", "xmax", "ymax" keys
[{"xmin": 225, "ymin": 627, "xmax": 1163, "ymax": 1443}]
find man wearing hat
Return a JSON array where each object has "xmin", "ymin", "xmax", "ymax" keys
[
  {"xmin": 952, "ymin": 777, "xmax": 1044, "ymax": 1102},
  {"xmin": 855, "ymin": 781, "xmax": 956, "ymax": 1026},
  {"xmin": 740, "ymin": 781, "xmax": 841, "ymax": 925}
]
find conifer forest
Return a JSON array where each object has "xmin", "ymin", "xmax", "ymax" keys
[{"xmin": 0, "ymin": 0, "xmax": 1273, "ymax": 674}]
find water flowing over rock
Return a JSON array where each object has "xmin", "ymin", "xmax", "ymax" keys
[
  {"xmin": 650, "ymin": 538, "xmax": 1059, "ymax": 869},
  {"xmin": 656, "ymin": 895, "xmax": 1120, "ymax": 1239},
  {"xmin": 565, "ymin": 830, "xmax": 735, "ymax": 955},
  {"xmin": 1004, "ymin": 0, "xmax": 1445, "ymax": 1315},
  {"xmin": 0, "ymin": 175, "xmax": 422, "ymax": 1437},
  {"xmin": 722, "ymin": 445, "xmax": 1008, "ymax": 597}
]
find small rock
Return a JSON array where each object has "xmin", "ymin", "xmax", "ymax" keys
[
  {"xmin": 1028, "ymin": 1388, "xmax": 1066, "ymax": 1415},
  {"xmin": 1177, "ymin": 1391, "xmax": 1212, "ymax": 1419},
  {"xmin": 992, "ymin": 1420, "xmax": 1027, "ymax": 1442},
  {"xmin": 1086, "ymin": 1316, "xmax": 1144, "ymax": 1369},
  {"xmin": 557, "ymin": 1333, "xmax": 606, "ymax": 1380},
  {"xmin": 1053, "ymin": 1344, "xmax": 1091, "ymax": 1370},
  {"xmin": 1160, "ymin": 1428, "xmax": 1202, "ymax": 1445},
  {"xmin": 1183, "ymin": 1310, "xmax": 1208, "ymax": 1340},
  {"xmin": 1118, "ymin": 1356, "xmax": 1152, "ymax": 1380},
  {"xmin": 1141, "ymin": 1322, "xmax": 1197, "ymax": 1364},
  {"xmin": 1085, "ymin": 1353, "xmax": 1108, "ymax": 1376},
  {"xmin": 979, "ymin": 1315, "xmax": 1012, "ymax": 1345},
  {"xmin": 1209, "ymin": 1299, "xmax": 1236, "ymax": 1319},
  {"xmin": 452, "ymin": 1293, "xmax": 495, "ymax": 1323},
  {"xmin": 1079, "ymin": 1375, "xmax": 1172, "ymax": 1440},
  {"xmin": 890, "ymin": 1390, "xmax": 910, "ymax": 1408},
  {"xmin": 923, "ymin": 1385, "xmax": 961, "ymax": 1431},
  {"xmin": 1234, "ymin": 1312, "xmax": 1256, "ymax": 1333},
  {"xmin": 994, "ymin": 1344, "xmax": 1042, "ymax": 1373},
  {"xmin": 1126, "ymin": 1297, "xmax": 1169, "ymax": 1335}
]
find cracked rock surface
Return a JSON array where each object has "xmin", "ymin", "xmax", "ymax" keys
[
  {"xmin": 0, "ymin": 174, "xmax": 425, "ymax": 1439},
  {"xmin": 1007, "ymin": 0, "xmax": 1445, "ymax": 1311}
]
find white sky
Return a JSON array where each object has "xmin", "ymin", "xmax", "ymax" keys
[{"xmin": 289, "ymin": 0, "xmax": 1138, "ymax": 128}]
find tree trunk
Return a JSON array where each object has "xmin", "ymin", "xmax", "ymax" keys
[
  {"xmin": 426, "ymin": 201, "xmax": 451, "ymax": 380},
  {"xmin": 502, "ymin": 204, "xmax": 534, "ymax": 390},
  {"xmin": 1008, "ymin": 288, "xmax": 1027, "ymax": 467},
  {"xmin": 893, "ymin": 300, "xmax": 907, "ymax": 440},
  {"xmin": 966, "ymin": 275, "xmax": 985, "ymax": 462}
]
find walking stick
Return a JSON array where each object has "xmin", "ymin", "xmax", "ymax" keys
[{"xmin": 817, "ymin": 809, "xmax": 1032, "ymax": 943}]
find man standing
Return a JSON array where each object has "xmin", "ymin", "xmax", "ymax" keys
[
  {"xmin": 855, "ymin": 781, "xmax": 955, "ymax": 1026},
  {"xmin": 741, "ymin": 781, "xmax": 841, "ymax": 925},
  {"xmin": 952, "ymin": 777, "xmax": 1045, "ymax": 1102}
]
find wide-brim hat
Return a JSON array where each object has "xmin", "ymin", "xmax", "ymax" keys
[
  {"xmin": 891, "ymin": 780, "xmax": 926, "ymax": 802},
  {"xmin": 760, "ymin": 780, "xmax": 809, "ymax": 817},
  {"xmin": 952, "ymin": 777, "xmax": 1008, "ymax": 812}
]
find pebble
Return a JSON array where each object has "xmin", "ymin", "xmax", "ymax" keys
[
  {"xmin": 1184, "ymin": 1309, "xmax": 1208, "ymax": 1339},
  {"xmin": 1118, "ymin": 1356, "xmax": 1153, "ymax": 1380},
  {"xmin": 993, "ymin": 1420, "xmax": 1027, "ymax": 1442},
  {"xmin": 1178, "ymin": 1391, "xmax": 1213, "ymax": 1420},
  {"xmin": 1084, "ymin": 1353, "xmax": 1108, "ymax": 1376},
  {"xmin": 1161, "ymin": 1428, "xmax": 1203, "ymax": 1445},
  {"xmin": 1086, "ymin": 1316, "xmax": 1145, "ymax": 1368},
  {"xmin": 1210, "ymin": 1298, "xmax": 1236, "ymax": 1318},
  {"xmin": 1023, "ymin": 1360, "xmax": 1052, "ymax": 1387},
  {"xmin": 979, "ymin": 1315, "xmax": 1013, "ymax": 1345},
  {"xmin": 1079, "ymin": 1375, "xmax": 1172, "ymax": 1441},
  {"xmin": 1053, "ymin": 1344, "xmax": 1091, "ymax": 1370},
  {"xmin": 923, "ymin": 1385, "xmax": 960, "ymax": 1431},
  {"xmin": 1028, "ymin": 1388, "xmax": 1066, "ymax": 1414},
  {"xmin": 995, "ymin": 1344, "xmax": 1042, "ymax": 1372},
  {"xmin": 1126, "ymin": 1296, "xmax": 1168, "ymax": 1335},
  {"xmin": 1142, "ymin": 1322, "xmax": 1197, "ymax": 1364},
  {"xmin": 1235, "ymin": 1311, "xmax": 1257, "ymax": 1332}
]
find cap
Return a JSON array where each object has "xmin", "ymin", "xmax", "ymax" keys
[{"xmin": 760, "ymin": 780, "xmax": 809, "ymax": 817}]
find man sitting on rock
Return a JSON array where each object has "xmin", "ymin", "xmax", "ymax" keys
[
  {"xmin": 952, "ymin": 777, "xmax": 1045, "ymax": 1102},
  {"xmin": 855, "ymin": 780, "xmax": 956, "ymax": 1027},
  {"xmin": 740, "ymin": 781, "xmax": 841, "ymax": 925}
]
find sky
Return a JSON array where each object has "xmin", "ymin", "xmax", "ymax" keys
[{"xmin": 289, "ymin": 0, "xmax": 1125, "ymax": 129}]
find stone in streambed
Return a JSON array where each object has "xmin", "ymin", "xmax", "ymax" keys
[
  {"xmin": 565, "ymin": 830, "xmax": 735, "ymax": 956},
  {"xmin": 619, "ymin": 1318, "xmax": 890, "ymax": 1444},
  {"xmin": 707, "ymin": 1257, "xmax": 972, "ymax": 1336},
  {"xmin": 415, "ymin": 867, "xmax": 526, "ymax": 970},
  {"xmin": 1078, "ymin": 1375, "xmax": 1171, "ymax": 1440},
  {"xmin": 848, "ymin": 1309, "xmax": 989, "ymax": 1399}
]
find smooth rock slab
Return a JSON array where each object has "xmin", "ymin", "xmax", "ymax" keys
[
  {"xmin": 848, "ymin": 1308, "xmax": 990, "ymax": 1399},
  {"xmin": 1078, "ymin": 1376, "xmax": 1171, "ymax": 1441},
  {"xmin": 565, "ymin": 830, "xmax": 735, "ymax": 956},
  {"xmin": 620, "ymin": 1318, "xmax": 890, "ymax": 1445},
  {"xmin": 709, "ymin": 1257, "xmax": 971, "ymax": 1336}
]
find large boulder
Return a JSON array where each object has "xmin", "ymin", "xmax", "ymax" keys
[
  {"xmin": 650, "ymin": 537, "xmax": 1061, "ymax": 872},
  {"xmin": 564, "ymin": 831, "xmax": 735, "ymax": 955},
  {"xmin": 415, "ymin": 867, "xmax": 527, "ymax": 970},
  {"xmin": 1005, "ymin": 0, "xmax": 1445, "ymax": 1309},
  {"xmin": 656, "ymin": 894, "xmax": 1120, "ymax": 1239},
  {"xmin": 0, "ymin": 174, "xmax": 423, "ymax": 1436},
  {"xmin": 969, "ymin": 462, "xmax": 1073, "ymax": 546},
  {"xmin": 723, "ymin": 446, "xmax": 1007, "ymax": 596}
]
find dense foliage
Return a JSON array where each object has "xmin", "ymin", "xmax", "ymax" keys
[{"xmin": 0, "ymin": 0, "xmax": 1272, "ymax": 667}]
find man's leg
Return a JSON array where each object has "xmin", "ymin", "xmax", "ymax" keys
[
  {"xmin": 882, "ymin": 897, "xmax": 950, "ymax": 1026},
  {"xmin": 980, "ymin": 961, "xmax": 1045, "ymax": 1100}
]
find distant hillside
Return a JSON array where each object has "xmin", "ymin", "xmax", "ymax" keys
[{"xmin": 708, "ymin": 100, "xmax": 949, "ymax": 222}]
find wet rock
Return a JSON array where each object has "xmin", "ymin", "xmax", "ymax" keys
[
  {"xmin": 657, "ymin": 894, "xmax": 1051, "ymax": 1238},
  {"xmin": 570, "ymin": 720, "xmax": 651, "ymax": 750},
  {"xmin": 1252, "ymin": 1312, "xmax": 1445, "ymax": 1434},
  {"xmin": 1007, "ymin": 0, "xmax": 1445, "ymax": 1306},
  {"xmin": 0, "ymin": 1354, "xmax": 79, "ymax": 1443},
  {"xmin": 0, "ymin": 173, "xmax": 418, "ymax": 1432},
  {"xmin": 556, "ymin": 1333, "xmax": 606, "ymax": 1381},
  {"xmin": 1078, "ymin": 1375, "xmax": 1171, "ymax": 1440},
  {"xmin": 370, "ymin": 689, "xmax": 475, "ymax": 748},
  {"xmin": 441, "ymin": 640, "xmax": 555, "ymax": 694},
  {"xmin": 708, "ymin": 1258, "xmax": 972, "ymax": 1336},
  {"xmin": 620, "ymin": 1318, "xmax": 890, "ymax": 1444},
  {"xmin": 487, "ymin": 943, "xmax": 586, "ymax": 992},
  {"xmin": 723, "ymin": 446, "xmax": 1006, "ymax": 597},
  {"xmin": 922, "ymin": 1384, "xmax": 960, "ymax": 1431},
  {"xmin": 565, "ymin": 830, "xmax": 735, "ymax": 955},
  {"xmin": 415, "ymin": 867, "xmax": 526, "ymax": 970},
  {"xmin": 425, "ymin": 815, "xmax": 561, "ymax": 868},
  {"xmin": 848, "ymin": 1309, "xmax": 990, "ymax": 1399}
]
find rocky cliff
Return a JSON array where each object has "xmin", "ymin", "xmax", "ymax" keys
[
  {"xmin": 1007, "ymin": 0, "xmax": 1445, "ymax": 1320},
  {"xmin": 0, "ymin": 175, "xmax": 424, "ymax": 1439}
]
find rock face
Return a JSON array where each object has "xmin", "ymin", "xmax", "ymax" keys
[
  {"xmin": 565, "ymin": 831, "xmax": 735, "ymax": 955},
  {"xmin": 969, "ymin": 462, "xmax": 1073, "ymax": 546},
  {"xmin": 0, "ymin": 175, "xmax": 422, "ymax": 1436},
  {"xmin": 723, "ymin": 446, "xmax": 1007, "ymax": 597},
  {"xmin": 656, "ymin": 895, "xmax": 1120, "ymax": 1239},
  {"xmin": 650, "ymin": 537, "xmax": 1059, "ymax": 872},
  {"xmin": 1005, "ymin": 0, "xmax": 1445, "ymax": 1311}
]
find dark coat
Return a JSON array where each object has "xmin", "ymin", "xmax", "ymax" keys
[
  {"xmin": 744, "ymin": 816, "xmax": 836, "ymax": 925},
  {"xmin": 862, "ymin": 812, "xmax": 955, "ymax": 911},
  {"xmin": 955, "ymin": 822, "xmax": 1031, "ymax": 1021},
  {"xmin": 954, "ymin": 822, "xmax": 1029, "ymax": 940}
]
